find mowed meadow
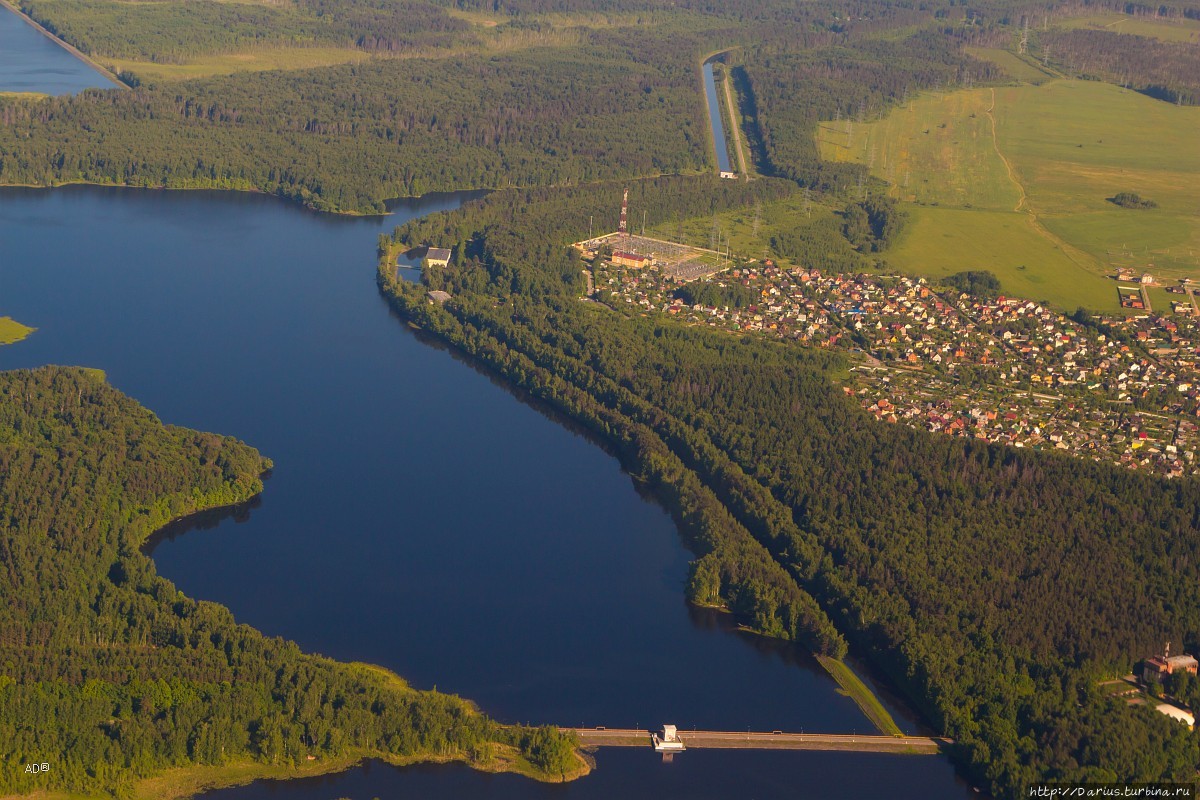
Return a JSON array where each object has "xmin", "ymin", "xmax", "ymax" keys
[{"xmin": 817, "ymin": 78, "xmax": 1200, "ymax": 312}]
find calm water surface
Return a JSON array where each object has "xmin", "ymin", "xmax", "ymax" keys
[
  {"xmin": 0, "ymin": 186, "xmax": 975, "ymax": 798},
  {"xmin": 0, "ymin": 4, "xmax": 117, "ymax": 94},
  {"xmin": 702, "ymin": 61, "xmax": 732, "ymax": 174}
]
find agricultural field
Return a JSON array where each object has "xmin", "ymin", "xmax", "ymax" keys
[
  {"xmin": 817, "ymin": 78, "xmax": 1200, "ymax": 311},
  {"xmin": 1055, "ymin": 13, "xmax": 1200, "ymax": 44},
  {"xmin": 994, "ymin": 80, "xmax": 1200, "ymax": 280},
  {"xmin": 885, "ymin": 207, "xmax": 1135, "ymax": 311}
]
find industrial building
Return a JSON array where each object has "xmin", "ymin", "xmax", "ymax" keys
[
  {"xmin": 424, "ymin": 247, "xmax": 452, "ymax": 268},
  {"xmin": 1142, "ymin": 643, "xmax": 1199, "ymax": 683},
  {"xmin": 612, "ymin": 251, "xmax": 652, "ymax": 268}
]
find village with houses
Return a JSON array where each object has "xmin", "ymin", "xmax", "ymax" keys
[{"xmin": 577, "ymin": 217, "xmax": 1200, "ymax": 480}]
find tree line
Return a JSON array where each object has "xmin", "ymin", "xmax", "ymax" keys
[{"xmin": 1040, "ymin": 28, "xmax": 1200, "ymax": 105}]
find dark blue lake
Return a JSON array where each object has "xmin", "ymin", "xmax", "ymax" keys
[{"xmin": 0, "ymin": 186, "xmax": 976, "ymax": 798}]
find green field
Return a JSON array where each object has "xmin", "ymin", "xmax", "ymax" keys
[
  {"xmin": 994, "ymin": 81, "xmax": 1200, "ymax": 280},
  {"xmin": 965, "ymin": 47, "xmax": 1057, "ymax": 84},
  {"xmin": 105, "ymin": 47, "xmax": 373, "ymax": 81},
  {"xmin": 648, "ymin": 194, "xmax": 854, "ymax": 265},
  {"xmin": 1056, "ymin": 13, "xmax": 1200, "ymax": 44},
  {"xmin": 0, "ymin": 316, "xmax": 34, "ymax": 344},
  {"xmin": 817, "ymin": 657, "xmax": 904, "ymax": 737},
  {"xmin": 816, "ymin": 79, "xmax": 1200, "ymax": 310},
  {"xmin": 885, "ymin": 207, "xmax": 1122, "ymax": 310}
]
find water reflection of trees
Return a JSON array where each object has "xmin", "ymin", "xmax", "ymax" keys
[{"xmin": 141, "ymin": 488, "xmax": 265, "ymax": 554}]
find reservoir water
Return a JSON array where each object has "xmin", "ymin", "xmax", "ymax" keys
[
  {"xmin": 0, "ymin": 3, "xmax": 118, "ymax": 94},
  {"xmin": 0, "ymin": 186, "xmax": 974, "ymax": 798},
  {"xmin": 702, "ymin": 61, "xmax": 732, "ymax": 173}
]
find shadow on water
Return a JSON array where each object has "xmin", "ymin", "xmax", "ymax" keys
[
  {"xmin": 686, "ymin": 604, "xmax": 829, "ymax": 677},
  {"xmin": 141, "ymin": 486, "xmax": 268, "ymax": 556},
  {"xmin": 376, "ymin": 293, "xmax": 625, "ymax": 464}
]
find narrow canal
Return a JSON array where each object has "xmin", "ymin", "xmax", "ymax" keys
[{"xmin": 702, "ymin": 60, "xmax": 733, "ymax": 174}]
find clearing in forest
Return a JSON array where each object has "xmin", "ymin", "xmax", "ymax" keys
[{"xmin": 1055, "ymin": 12, "xmax": 1200, "ymax": 44}]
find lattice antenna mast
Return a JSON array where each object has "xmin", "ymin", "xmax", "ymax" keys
[{"xmin": 619, "ymin": 188, "xmax": 629, "ymax": 234}]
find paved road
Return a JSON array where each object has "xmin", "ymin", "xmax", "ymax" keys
[{"xmin": 566, "ymin": 728, "xmax": 948, "ymax": 754}]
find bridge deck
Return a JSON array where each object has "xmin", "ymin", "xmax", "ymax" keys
[{"xmin": 565, "ymin": 728, "xmax": 949, "ymax": 754}]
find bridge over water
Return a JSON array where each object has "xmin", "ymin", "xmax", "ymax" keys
[{"xmin": 565, "ymin": 728, "xmax": 950, "ymax": 754}]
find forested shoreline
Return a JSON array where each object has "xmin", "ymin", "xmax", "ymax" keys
[
  {"xmin": 379, "ymin": 177, "xmax": 1200, "ymax": 798},
  {"xmin": 0, "ymin": 367, "xmax": 581, "ymax": 798}
]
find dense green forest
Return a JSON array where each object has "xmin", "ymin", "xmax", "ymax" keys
[
  {"xmin": 3, "ymin": 0, "xmax": 1193, "ymax": 213},
  {"xmin": 0, "ymin": 366, "xmax": 578, "ymax": 797},
  {"xmin": 381, "ymin": 177, "xmax": 1200, "ymax": 797},
  {"xmin": 841, "ymin": 196, "xmax": 906, "ymax": 252},
  {"xmin": 0, "ymin": 32, "xmax": 709, "ymax": 212},
  {"xmin": 18, "ymin": 0, "xmax": 470, "ymax": 62}
]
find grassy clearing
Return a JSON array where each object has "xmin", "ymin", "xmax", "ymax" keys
[
  {"xmin": 445, "ymin": 7, "xmax": 505, "ymax": 26},
  {"xmin": 648, "ymin": 194, "xmax": 851, "ymax": 264},
  {"xmin": 816, "ymin": 79, "xmax": 1200, "ymax": 309},
  {"xmin": 818, "ymin": 87, "xmax": 1020, "ymax": 210},
  {"xmin": 446, "ymin": 6, "xmax": 720, "ymax": 33},
  {"xmin": 966, "ymin": 47, "xmax": 1057, "ymax": 84},
  {"xmin": 103, "ymin": 23, "xmax": 588, "ymax": 81},
  {"xmin": 816, "ymin": 657, "xmax": 904, "ymax": 737},
  {"xmin": 104, "ymin": 46, "xmax": 371, "ymax": 80},
  {"xmin": 886, "ymin": 207, "xmax": 1121, "ymax": 310},
  {"xmin": 1056, "ymin": 13, "xmax": 1200, "ymax": 44},
  {"xmin": 994, "ymin": 80, "xmax": 1200, "ymax": 281},
  {"xmin": 0, "ymin": 317, "xmax": 35, "ymax": 345}
]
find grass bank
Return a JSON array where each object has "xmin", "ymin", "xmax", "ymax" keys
[
  {"xmin": 817, "ymin": 657, "xmax": 904, "ymax": 737},
  {"xmin": 0, "ymin": 317, "xmax": 35, "ymax": 345}
]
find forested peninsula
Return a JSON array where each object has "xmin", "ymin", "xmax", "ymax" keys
[
  {"xmin": 380, "ymin": 176, "xmax": 1200, "ymax": 798},
  {"xmin": 0, "ymin": 366, "xmax": 581, "ymax": 799}
]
